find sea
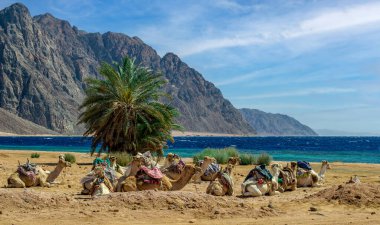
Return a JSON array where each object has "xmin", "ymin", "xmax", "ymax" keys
[{"xmin": 0, "ymin": 136, "xmax": 380, "ymax": 163}]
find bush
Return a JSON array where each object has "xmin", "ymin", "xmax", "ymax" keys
[
  {"xmin": 31, "ymin": 152, "xmax": 40, "ymax": 158},
  {"xmin": 256, "ymin": 153, "xmax": 272, "ymax": 165},
  {"xmin": 193, "ymin": 147, "xmax": 239, "ymax": 164},
  {"xmin": 239, "ymin": 153, "xmax": 256, "ymax": 165},
  {"xmin": 64, "ymin": 153, "xmax": 76, "ymax": 163},
  {"xmin": 109, "ymin": 152, "xmax": 133, "ymax": 166}
]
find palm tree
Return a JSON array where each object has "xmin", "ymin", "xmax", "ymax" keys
[{"xmin": 78, "ymin": 57, "xmax": 182, "ymax": 155}]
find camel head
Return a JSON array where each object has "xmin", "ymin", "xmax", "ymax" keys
[
  {"xmin": 271, "ymin": 163, "xmax": 282, "ymax": 173},
  {"xmin": 203, "ymin": 156, "xmax": 213, "ymax": 165},
  {"xmin": 109, "ymin": 156, "xmax": 117, "ymax": 165},
  {"xmin": 58, "ymin": 155, "xmax": 71, "ymax": 167},
  {"xmin": 222, "ymin": 164, "xmax": 234, "ymax": 175},
  {"xmin": 227, "ymin": 157, "xmax": 241, "ymax": 166},
  {"xmin": 322, "ymin": 160, "xmax": 331, "ymax": 169},
  {"xmin": 165, "ymin": 153, "xmax": 176, "ymax": 164}
]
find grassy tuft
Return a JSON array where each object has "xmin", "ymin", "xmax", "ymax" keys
[
  {"xmin": 193, "ymin": 147, "xmax": 239, "ymax": 164},
  {"xmin": 239, "ymin": 153, "xmax": 256, "ymax": 165},
  {"xmin": 64, "ymin": 153, "xmax": 76, "ymax": 164},
  {"xmin": 109, "ymin": 152, "xmax": 133, "ymax": 166},
  {"xmin": 256, "ymin": 153, "xmax": 272, "ymax": 166},
  {"xmin": 31, "ymin": 152, "xmax": 40, "ymax": 158}
]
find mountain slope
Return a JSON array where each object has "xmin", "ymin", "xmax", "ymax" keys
[
  {"xmin": 0, "ymin": 3, "xmax": 255, "ymax": 135},
  {"xmin": 0, "ymin": 108, "xmax": 57, "ymax": 135},
  {"xmin": 240, "ymin": 108, "xmax": 317, "ymax": 136}
]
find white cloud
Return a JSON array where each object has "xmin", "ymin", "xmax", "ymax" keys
[
  {"xmin": 231, "ymin": 87, "xmax": 357, "ymax": 100},
  {"xmin": 284, "ymin": 1, "xmax": 380, "ymax": 38},
  {"xmin": 177, "ymin": 1, "xmax": 380, "ymax": 56}
]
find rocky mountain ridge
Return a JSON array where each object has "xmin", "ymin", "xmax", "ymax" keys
[
  {"xmin": 240, "ymin": 108, "xmax": 317, "ymax": 136},
  {"xmin": 0, "ymin": 3, "xmax": 255, "ymax": 135}
]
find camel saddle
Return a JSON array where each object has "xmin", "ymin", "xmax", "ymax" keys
[
  {"xmin": 166, "ymin": 159, "xmax": 185, "ymax": 174},
  {"xmin": 220, "ymin": 172, "xmax": 234, "ymax": 196},
  {"xmin": 297, "ymin": 161, "xmax": 312, "ymax": 171},
  {"xmin": 137, "ymin": 166, "xmax": 163, "ymax": 184},
  {"xmin": 278, "ymin": 167, "xmax": 296, "ymax": 190},
  {"xmin": 244, "ymin": 165, "xmax": 272, "ymax": 182}
]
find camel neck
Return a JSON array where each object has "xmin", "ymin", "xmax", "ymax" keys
[
  {"xmin": 171, "ymin": 166, "xmax": 194, "ymax": 191},
  {"xmin": 46, "ymin": 164, "xmax": 65, "ymax": 183},
  {"xmin": 318, "ymin": 165, "xmax": 327, "ymax": 178}
]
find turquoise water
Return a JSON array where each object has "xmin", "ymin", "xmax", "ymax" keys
[{"xmin": 0, "ymin": 136, "xmax": 380, "ymax": 163}]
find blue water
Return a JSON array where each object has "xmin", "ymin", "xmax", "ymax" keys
[{"xmin": 0, "ymin": 136, "xmax": 380, "ymax": 163}]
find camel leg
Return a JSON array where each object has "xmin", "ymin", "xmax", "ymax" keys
[
  {"xmin": 245, "ymin": 185, "xmax": 263, "ymax": 197},
  {"xmin": 7, "ymin": 180, "xmax": 26, "ymax": 188},
  {"xmin": 207, "ymin": 181, "xmax": 223, "ymax": 196},
  {"xmin": 38, "ymin": 177, "xmax": 51, "ymax": 188},
  {"xmin": 7, "ymin": 176, "xmax": 26, "ymax": 188}
]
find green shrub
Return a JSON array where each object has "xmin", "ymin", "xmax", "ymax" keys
[
  {"xmin": 256, "ymin": 153, "xmax": 272, "ymax": 165},
  {"xmin": 109, "ymin": 152, "xmax": 133, "ymax": 166},
  {"xmin": 31, "ymin": 152, "xmax": 40, "ymax": 158},
  {"xmin": 64, "ymin": 153, "xmax": 76, "ymax": 163},
  {"xmin": 193, "ymin": 147, "xmax": 239, "ymax": 164},
  {"xmin": 239, "ymin": 153, "xmax": 256, "ymax": 165}
]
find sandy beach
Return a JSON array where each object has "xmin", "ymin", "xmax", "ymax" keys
[{"xmin": 0, "ymin": 150, "xmax": 379, "ymax": 225}]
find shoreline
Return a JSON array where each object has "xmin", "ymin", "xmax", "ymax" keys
[
  {"xmin": 0, "ymin": 131, "xmax": 249, "ymax": 137},
  {"xmin": 0, "ymin": 150, "xmax": 379, "ymax": 166}
]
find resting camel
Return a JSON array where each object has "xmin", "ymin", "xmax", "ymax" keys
[
  {"xmin": 276, "ymin": 162, "xmax": 297, "ymax": 192},
  {"xmin": 191, "ymin": 156, "xmax": 214, "ymax": 183},
  {"xmin": 7, "ymin": 155, "xmax": 71, "ymax": 188},
  {"xmin": 241, "ymin": 164, "xmax": 280, "ymax": 197},
  {"xmin": 161, "ymin": 153, "xmax": 186, "ymax": 180},
  {"xmin": 297, "ymin": 160, "xmax": 331, "ymax": 187},
  {"xmin": 120, "ymin": 159, "xmax": 202, "ymax": 192},
  {"xmin": 206, "ymin": 163, "xmax": 234, "ymax": 196}
]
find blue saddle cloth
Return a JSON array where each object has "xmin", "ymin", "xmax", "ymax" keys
[{"xmin": 297, "ymin": 161, "xmax": 312, "ymax": 171}]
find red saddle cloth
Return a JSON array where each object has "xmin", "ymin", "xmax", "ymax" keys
[{"xmin": 139, "ymin": 166, "xmax": 164, "ymax": 179}]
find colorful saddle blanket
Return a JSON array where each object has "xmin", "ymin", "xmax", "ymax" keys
[
  {"xmin": 244, "ymin": 164, "xmax": 273, "ymax": 182},
  {"xmin": 201, "ymin": 162, "xmax": 220, "ymax": 176},
  {"xmin": 220, "ymin": 172, "xmax": 234, "ymax": 196},
  {"xmin": 297, "ymin": 161, "xmax": 312, "ymax": 171},
  {"xmin": 139, "ymin": 166, "xmax": 163, "ymax": 179},
  {"xmin": 166, "ymin": 160, "xmax": 186, "ymax": 174}
]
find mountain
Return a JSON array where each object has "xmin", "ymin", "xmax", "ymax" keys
[
  {"xmin": 239, "ymin": 108, "xmax": 317, "ymax": 136},
  {"xmin": 0, "ymin": 3, "xmax": 255, "ymax": 135},
  {"xmin": 0, "ymin": 107, "xmax": 57, "ymax": 135}
]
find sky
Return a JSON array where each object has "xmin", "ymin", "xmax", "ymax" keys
[{"xmin": 1, "ymin": 0, "xmax": 380, "ymax": 134}]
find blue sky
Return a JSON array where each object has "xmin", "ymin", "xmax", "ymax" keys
[{"xmin": 1, "ymin": 0, "xmax": 380, "ymax": 134}]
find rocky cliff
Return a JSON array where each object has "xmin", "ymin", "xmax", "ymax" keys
[
  {"xmin": 240, "ymin": 108, "xmax": 317, "ymax": 136},
  {"xmin": 0, "ymin": 3, "xmax": 255, "ymax": 135}
]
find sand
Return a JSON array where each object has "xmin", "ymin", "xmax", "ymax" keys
[{"xmin": 0, "ymin": 150, "xmax": 379, "ymax": 225}]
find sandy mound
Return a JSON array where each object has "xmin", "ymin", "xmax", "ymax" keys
[
  {"xmin": 307, "ymin": 183, "xmax": 380, "ymax": 207},
  {"xmin": 0, "ymin": 189, "xmax": 279, "ymax": 219}
]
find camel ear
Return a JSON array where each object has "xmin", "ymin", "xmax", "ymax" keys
[{"xmin": 18, "ymin": 160, "xmax": 21, "ymax": 166}]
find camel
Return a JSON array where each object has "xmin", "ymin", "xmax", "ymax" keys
[
  {"xmin": 89, "ymin": 165, "xmax": 115, "ymax": 196},
  {"xmin": 241, "ymin": 164, "xmax": 280, "ymax": 197},
  {"xmin": 192, "ymin": 156, "xmax": 214, "ymax": 183},
  {"xmin": 276, "ymin": 162, "xmax": 297, "ymax": 192},
  {"xmin": 199, "ymin": 158, "xmax": 221, "ymax": 181},
  {"xmin": 161, "ymin": 153, "xmax": 186, "ymax": 180},
  {"xmin": 206, "ymin": 163, "xmax": 234, "ymax": 196},
  {"xmin": 7, "ymin": 155, "xmax": 71, "ymax": 188},
  {"xmin": 120, "ymin": 163, "xmax": 202, "ymax": 192},
  {"xmin": 297, "ymin": 160, "xmax": 331, "ymax": 187}
]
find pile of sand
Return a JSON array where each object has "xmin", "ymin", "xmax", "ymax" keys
[
  {"xmin": 308, "ymin": 183, "xmax": 380, "ymax": 207},
  {"xmin": 0, "ymin": 189, "xmax": 279, "ymax": 219}
]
